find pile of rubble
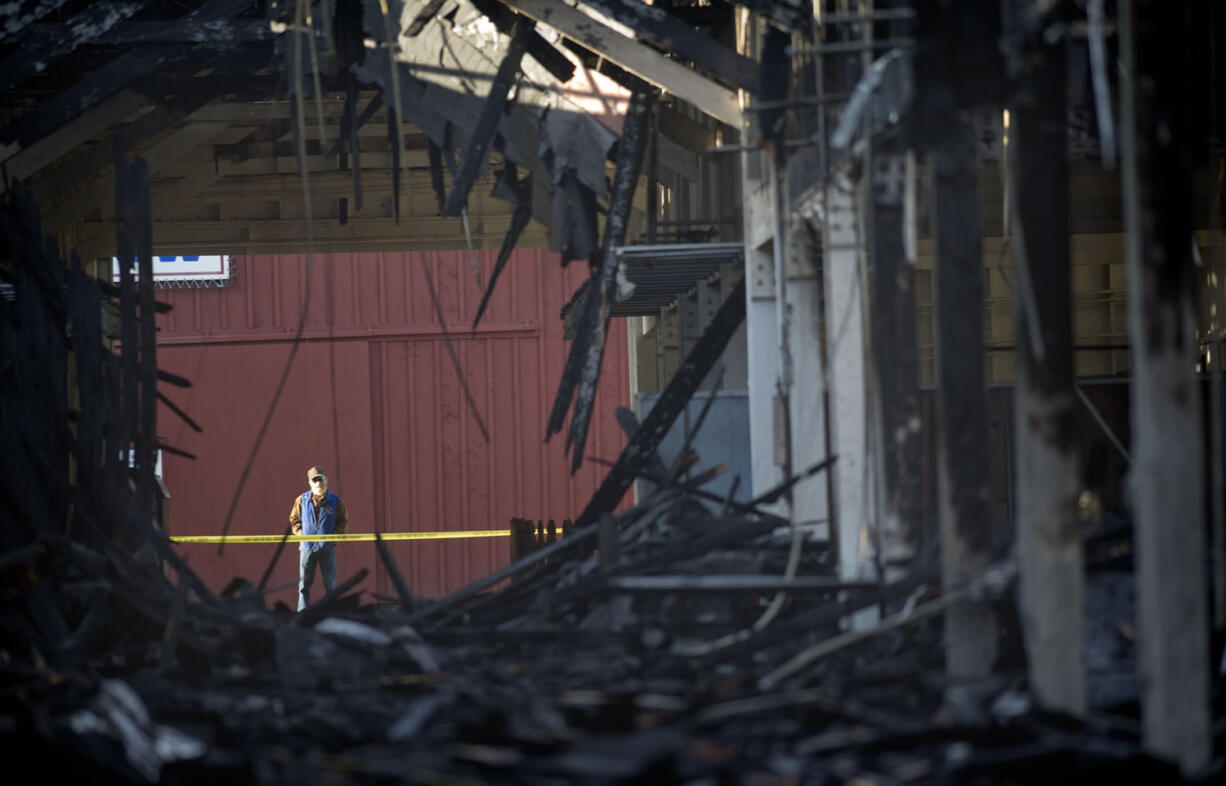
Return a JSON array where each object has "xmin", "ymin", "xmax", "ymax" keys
[
  {"xmin": 4, "ymin": 466, "xmax": 1211, "ymax": 784},
  {"xmin": 2, "ymin": 182, "xmax": 1220, "ymax": 784}
]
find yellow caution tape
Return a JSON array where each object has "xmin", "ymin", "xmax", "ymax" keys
[{"xmin": 169, "ymin": 530, "xmax": 510, "ymax": 544}]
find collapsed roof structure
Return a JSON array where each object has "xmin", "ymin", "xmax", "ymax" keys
[{"xmin": 2, "ymin": 0, "xmax": 1226, "ymax": 782}]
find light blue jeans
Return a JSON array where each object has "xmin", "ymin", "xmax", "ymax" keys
[{"xmin": 298, "ymin": 544, "xmax": 336, "ymax": 611}]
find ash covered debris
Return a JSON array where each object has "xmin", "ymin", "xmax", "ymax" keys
[{"xmin": 1, "ymin": 172, "xmax": 1214, "ymax": 783}]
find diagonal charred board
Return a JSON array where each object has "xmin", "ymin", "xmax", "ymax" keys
[
  {"xmin": 470, "ymin": 0, "xmax": 576, "ymax": 82},
  {"xmin": 1, "ymin": 46, "xmax": 184, "ymax": 147},
  {"xmin": 0, "ymin": 2, "xmax": 143, "ymax": 93},
  {"xmin": 442, "ymin": 18, "xmax": 531, "ymax": 217},
  {"xmin": 327, "ymin": 92, "xmax": 384, "ymax": 159},
  {"xmin": 614, "ymin": 407, "xmax": 668, "ymax": 480},
  {"xmin": 1, "ymin": 0, "xmax": 259, "ymax": 147},
  {"xmin": 375, "ymin": 532, "xmax": 415, "ymax": 611},
  {"xmin": 561, "ymin": 0, "xmax": 758, "ymax": 91},
  {"xmin": 60, "ymin": 18, "xmax": 276, "ymax": 45},
  {"xmin": 32, "ymin": 98, "xmax": 229, "ymax": 206},
  {"xmin": 295, "ymin": 568, "xmax": 371, "ymax": 626},
  {"xmin": 472, "ymin": 164, "xmax": 533, "ymax": 327},
  {"xmin": 554, "ymin": 86, "xmax": 655, "ymax": 472},
  {"xmin": 575, "ymin": 278, "xmax": 746, "ymax": 527},
  {"xmin": 0, "ymin": 0, "xmax": 70, "ymax": 44},
  {"xmin": 601, "ymin": 575, "xmax": 879, "ymax": 594},
  {"xmin": 405, "ymin": 475, "xmax": 715, "ymax": 627},
  {"xmin": 406, "ymin": 0, "xmax": 450, "ymax": 37}
]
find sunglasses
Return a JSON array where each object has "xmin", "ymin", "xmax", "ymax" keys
[{"xmin": 311, "ymin": 476, "xmax": 325, "ymax": 483}]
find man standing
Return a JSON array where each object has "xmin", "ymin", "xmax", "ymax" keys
[{"xmin": 289, "ymin": 466, "xmax": 349, "ymax": 610}]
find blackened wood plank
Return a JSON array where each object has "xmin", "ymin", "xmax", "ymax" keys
[
  {"xmin": 575, "ymin": 278, "xmax": 746, "ymax": 526},
  {"xmin": 564, "ymin": 0, "xmax": 758, "ymax": 91},
  {"xmin": 406, "ymin": 0, "xmax": 449, "ymax": 37},
  {"xmin": 472, "ymin": 0, "xmax": 575, "ymax": 82},
  {"xmin": 1009, "ymin": 30, "xmax": 1086, "ymax": 718},
  {"xmin": 442, "ymin": 18, "xmax": 530, "ymax": 217},
  {"xmin": 0, "ymin": 0, "xmax": 70, "ymax": 43},
  {"xmin": 561, "ymin": 86, "xmax": 654, "ymax": 471},
  {"xmin": 0, "ymin": 2, "xmax": 143, "ymax": 93},
  {"xmin": 74, "ymin": 18, "xmax": 275, "ymax": 45},
  {"xmin": 933, "ymin": 114, "xmax": 998, "ymax": 699},
  {"xmin": 1120, "ymin": 0, "xmax": 1211, "ymax": 771},
  {"xmin": 471, "ymin": 165, "xmax": 532, "ymax": 327},
  {"xmin": 2, "ymin": 46, "xmax": 184, "ymax": 147},
  {"xmin": 867, "ymin": 151, "xmax": 921, "ymax": 569}
]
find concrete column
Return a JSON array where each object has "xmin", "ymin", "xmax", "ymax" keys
[
  {"xmin": 785, "ymin": 192, "xmax": 830, "ymax": 536},
  {"xmin": 743, "ymin": 160, "xmax": 785, "ymax": 502},
  {"xmin": 824, "ymin": 172, "xmax": 875, "ymax": 580},
  {"xmin": 1121, "ymin": 0, "xmax": 1211, "ymax": 771}
]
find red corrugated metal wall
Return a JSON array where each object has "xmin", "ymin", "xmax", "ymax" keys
[{"xmin": 156, "ymin": 249, "xmax": 629, "ymax": 606}]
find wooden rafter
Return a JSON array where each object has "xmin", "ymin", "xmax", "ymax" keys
[
  {"xmin": 568, "ymin": 0, "xmax": 758, "ymax": 91},
  {"xmin": 497, "ymin": 0, "xmax": 741, "ymax": 126}
]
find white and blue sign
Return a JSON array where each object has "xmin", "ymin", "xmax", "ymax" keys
[{"xmin": 112, "ymin": 255, "xmax": 231, "ymax": 286}]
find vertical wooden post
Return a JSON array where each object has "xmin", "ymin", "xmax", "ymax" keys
[
  {"xmin": 1120, "ymin": 0, "xmax": 1211, "ymax": 771},
  {"xmin": 934, "ymin": 115, "xmax": 998, "ymax": 694},
  {"xmin": 867, "ymin": 149, "xmax": 922, "ymax": 573},
  {"xmin": 1010, "ymin": 37, "xmax": 1086, "ymax": 716}
]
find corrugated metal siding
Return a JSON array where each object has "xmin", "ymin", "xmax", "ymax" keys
[{"xmin": 156, "ymin": 249, "xmax": 629, "ymax": 604}]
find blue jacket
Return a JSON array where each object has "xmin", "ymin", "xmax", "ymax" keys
[{"xmin": 300, "ymin": 490, "xmax": 339, "ymax": 552}]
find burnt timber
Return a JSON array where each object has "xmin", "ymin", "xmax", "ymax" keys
[{"xmin": 2, "ymin": 1, "xmax": 1226, "ymax": 784}]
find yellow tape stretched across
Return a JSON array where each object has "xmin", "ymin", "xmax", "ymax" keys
[{"xmin": 169, "ymin": 530, "xmax": 510, "ymax": 544}]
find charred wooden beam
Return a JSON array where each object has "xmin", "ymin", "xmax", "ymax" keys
[
  {"xmin": 375, "ymin": 532, "xmax": 415, "ymax": 611},
  {"xmin": 67, "ymin": 18, "xmax": 276, "ymax": 45},
  {"xmin": 575, "ymin": 278, "xmax": 747, "ymax": 526},
  {"xmin": 1008, "ymin": 25, "xmax": 1086, "ymax": 717},
  {"xmin": 499, "ymin": 0, "xmax": 740, "ymax": 126},
  {"xmin": 0, "ymin": 0, "xmax": 70, "ymax": 44},
  {"xmin": 1, "ymin": 46, "xmax": 183, "ymax": 148},
  {"xmin": 933, "ymin": 114, "xmax": 998, "ymax": 699},
  {"xmin": 1120, "ymin": 0, "xmax": 1211, "ymax": 771},
  {"xmin": 442, "ymin": 18, "xmax": 530, "ymax": 217},
  {"xmin": 0, "ymin": 2, "xmax": 143, "ymax": 93},
  {"xmin": 406, "ymin": 0, "xmax": 449, "ymax": 37},
  {"xmin": 472, "ymin": 164, "xmax": 533, "ymax": 328},
  {"xmin": 867, "ymin": 150, "xmax": 921, "ymax": 573},
  {"xmin": 427, "ymin": 141, "xmax": 446, "ymax": 214},
  {"xmin": 2, "ymin": 0, "xmax": 257, "ymax": 147},
  {"xmin": 602, "ymin": 575, "xmax": 878, "ymax": 593},
  {"xmin": 471, "ymin": 0, "xmax": 575, "ymax": 83},
  {"xmin": 550, "ymin": 86, "xmax": 654, "ymax": 472},
  {"xmin": 559, "ymin": 0, "xmax": 758, "ymax": 91}
]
